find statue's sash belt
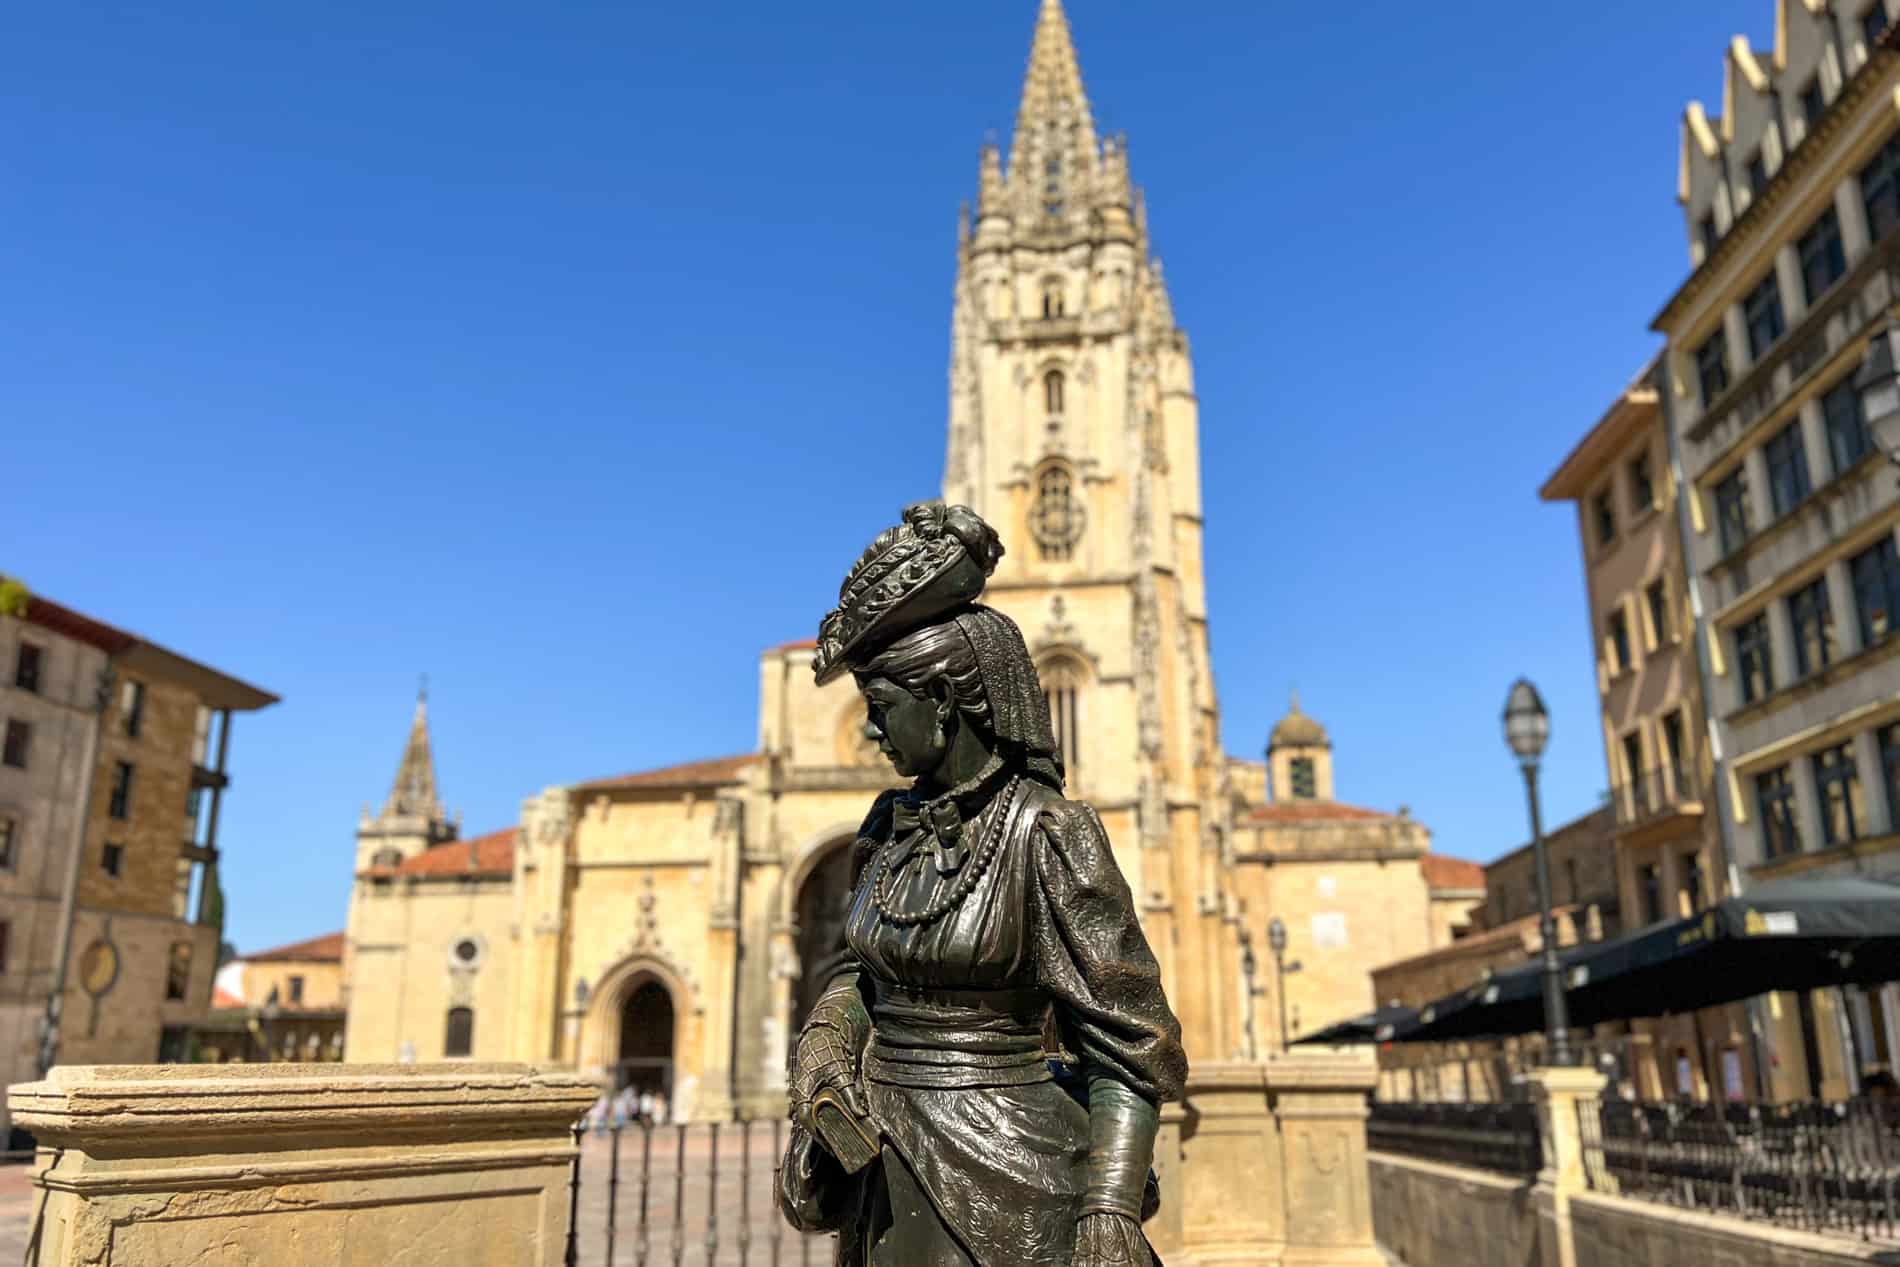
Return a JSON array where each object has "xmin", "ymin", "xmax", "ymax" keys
[{"xmin": 863, "ymin": 980, "xmax": 1051, "ymax": 1089}]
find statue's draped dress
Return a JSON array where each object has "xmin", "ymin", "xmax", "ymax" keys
[{"xmin": 831, "ymin": 767, "xmax": 1187, "ymax": 1267}]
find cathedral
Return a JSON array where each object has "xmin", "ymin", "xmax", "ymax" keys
[{"xmin": 342, "ymin": 0, "xmax": 1477, "ymax": 1119}]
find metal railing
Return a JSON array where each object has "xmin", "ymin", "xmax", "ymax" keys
[
  {"xmin": 564, "ymin": 1119, "xmax": 838, "ymax": 1266},
  {"xmin": 1367, "ymin": 1101, "xmax": 1542, "ymax": 1177},
  {"xmin": 1610, "ymin": 764, "xmax": 1702, "ymax": 828},
  {"xmin": 1579, "ymin": 1098, "xmax": 1900, "ymax": 1242}
]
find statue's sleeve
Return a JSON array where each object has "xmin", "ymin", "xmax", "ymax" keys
[
  {"xmin": 1031, "ymin": 798, "xmax": 1188, "ymax": 1104},
  {"xmin": 803, "ymin": 789, "xmax": 899, "ymax": 1011}
]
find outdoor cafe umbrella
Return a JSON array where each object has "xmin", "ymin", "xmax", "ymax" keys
[
  {"xmin": 1291, "ymin": 1004, "xmax": 1419, "ymax": 1046},
  {"xmin": 1393, "ymin": 874, "xmax": 1900, "ymax": 1043}
]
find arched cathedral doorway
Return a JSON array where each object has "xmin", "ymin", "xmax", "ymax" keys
[
  {"xmin": 617, "ymin": 979, "xmax": 675, "ymax": 1095},
  {"xmin": 793, "ymin": 841, "xmax": 856, "ymax": 1033}
]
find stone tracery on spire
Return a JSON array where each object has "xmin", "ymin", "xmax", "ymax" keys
[{"xmin": 382, "ymin": 686, "xmax": 444, "ymax": 821}]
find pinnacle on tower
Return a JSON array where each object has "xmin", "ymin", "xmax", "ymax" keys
[
  {"xmin": 1016, "ymin": 0, "xmax": 1095, "ymax": 141},
  {"xmin": 382, "ymin": 684, "xmax": 444, "ymax": 821}
]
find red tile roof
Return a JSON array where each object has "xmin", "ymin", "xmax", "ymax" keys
[
  {"xmin": 1422, "ymin": 854, "xmax": 1485, "ymax": 891},
  {"xmin": 1243, "ymin": 800, "xmax": 1392, "ymax": 825},
  {"xmin": 361, "ymin": 828, "xmax": 518, "ymax": 879},
  {"xmin": 20, "ymin": 595, "xmax": 140, "ymax": 655},
  {"xmin": 243, "ymin": 931, "xmax": 345, "ymax": 963},
  {"xmin": 576, "ymin": 753, "xmax": 760, "ymax": 792},
  {"xmin": 212, "ymin": 987, "xmax": 246, "ymax": 1009},
  {"xmin": 774, "ymin": 638, "xmax": 818, "ymax": 652}
]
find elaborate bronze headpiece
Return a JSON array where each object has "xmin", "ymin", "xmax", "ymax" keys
[{"xmin": 813, "ymin": 502, "xmax": 1005, "ymax": 685}]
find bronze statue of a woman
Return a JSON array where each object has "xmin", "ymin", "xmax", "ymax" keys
[{"xmin": 778, "ymin": 502, "xmax": 1187, "ymax": 1267}]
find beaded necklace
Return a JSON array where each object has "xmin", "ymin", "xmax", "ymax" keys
[{"xmin": 872, "ymin": 776, "xmax": 1022, "ymax": 928}]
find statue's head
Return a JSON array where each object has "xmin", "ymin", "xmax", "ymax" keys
[{"xmin": 816, "ymin": 503, "xmax": 1063, "ymax": 789}]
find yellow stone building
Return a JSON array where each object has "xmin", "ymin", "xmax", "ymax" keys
[{"xmin": 343, "ymin": 0, "xmax": 1476, "ymax": 1119}]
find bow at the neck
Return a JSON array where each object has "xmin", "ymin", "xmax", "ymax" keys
[{"xmin": 887, "ymin": 756, "xmax": 1009, "ymax": 876}]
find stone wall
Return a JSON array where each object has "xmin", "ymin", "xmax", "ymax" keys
[
  {"xmin": 1371, "ymin": 1151, "xmax": 1894, "ymax": 1267},
  {"xmin": 1370, "ymin": 1153, "xmax": 1541, "ymax": 1267}
]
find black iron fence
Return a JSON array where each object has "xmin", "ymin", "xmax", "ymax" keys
[
  {"xmin": 1579, "ymin": 1098, "xmax": 1900, "ymax": 1242},
  {"xmin": 1611, "ymin": 763, "xmax": 1702, "ymax": 828},
  {"xmin": 1367, "ymin": 1100, "xmax": 1542, "ymax": 1177},
  {"xmin": 564, "ymin": 1120, "xmax": 838, "ymax": 1266}
]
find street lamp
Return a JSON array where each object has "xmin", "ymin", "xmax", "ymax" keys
[
  {"xmin": 1853, "ymin": 323, "xmax": 1900, "ymax": 469},
  {"xmin": 1266, "ymin": 916, "xmax": 1302, "ymax": 1053},
  {"xmin": 1237, "ymin": 925, "xmax": 1260, "ymax": 1061},
  {"xmin": 1503, "ymin": 678, "xmax": 1572, "ymax": 1067}
]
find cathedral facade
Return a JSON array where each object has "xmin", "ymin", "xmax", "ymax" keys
[{"xmin": 343, "ymin": 0, "xmax": 1474, "ymax": 1119}]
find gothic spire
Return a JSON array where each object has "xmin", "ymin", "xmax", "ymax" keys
[
  {"xmin": 1008, "ymin": 0, "xmax": 1099, "ymax": 214},
  {"xmin": 382, "ymin": 684, "xmax": 443, "ymax": 821},
  {"xmin": 1016, "ymin": 0, "xmax": 1095, "ymax": 143}
]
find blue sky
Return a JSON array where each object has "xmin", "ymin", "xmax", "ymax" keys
[{"xmin": 6, "ymin": 1, "xmax": 1753, "ymax": 953}]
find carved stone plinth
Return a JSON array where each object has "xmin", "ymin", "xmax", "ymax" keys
[
  {"xmin": 1156, "ymin": 1053, "xmax": 1382, "ymax": 1267},
  {"xmin": 12, "ymin": 1062, "xmax": 600, "ymax": 1267}
]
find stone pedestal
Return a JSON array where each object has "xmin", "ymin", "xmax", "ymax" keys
[
  {"xmin": 1157, "ymin": 1053, "xmax": 1382, "ymax": 1267},
  {"xmin": 12, "ymin": 1062, "xmax": 601, "ymax": 1267},
  {"xmin": 1526, "ymin": 1065, "xmax": 1608, "ymax": 1267}
]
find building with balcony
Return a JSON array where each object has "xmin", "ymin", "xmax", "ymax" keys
[
  {"xmin": 1543, "ymin": 373, "xmax": 1759, "ymax": 1101},
  {"xmin": 1646, "ymin": 0, "xmax": 1900, "ymax": 1098},
  {"xmin": 0, "ymin": 580, "xmax": 276, "ymax": 1124}
]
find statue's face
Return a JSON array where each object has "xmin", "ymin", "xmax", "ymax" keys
[{"xmin": 857, "ymin": 674, "xmax": 948, "ymax": 779}]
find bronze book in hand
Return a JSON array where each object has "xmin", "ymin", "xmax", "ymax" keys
[{"xmin": 810, "ymin": 1087, "xmax": 879, "ymax": 1174}]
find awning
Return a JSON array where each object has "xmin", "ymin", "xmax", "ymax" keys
[
  {"xmin": 1390, "ymin": 875, "xmax": 1900, "ymax": 1043},
  {"xmin": 1292, "ymin": 1005, "xmax": 1419, "ymax": 1046}
]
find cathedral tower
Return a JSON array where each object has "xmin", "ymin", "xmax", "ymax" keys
[
  {"xmin": 945, "ymin": 0, "xmax": 1234, "ymax": 1061},
  {"xmin": 354, "ymin": 687, "xmax": 457, "ymax": 872}
]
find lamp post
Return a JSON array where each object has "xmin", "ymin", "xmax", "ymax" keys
[
  {"xmin": 1266, "ymin": 916, "xmax": 1302, "ymax": 1053},
  {"xmin": 1237, "ymin": 925, "xmax": 1260, "ymax": 1061},
  {"xmin": 1504, "ymin": 678, "xmax": 1571, "ymax": 1067}
]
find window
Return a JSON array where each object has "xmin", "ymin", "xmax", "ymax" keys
[
  {"xmin": 1040, "ymin": 655, "xmax": 1083, "ymax": 780},
  {"xmin": 371, "ymin": 846, "xmax": 402, "ymax": 868},
  {"xmin": 1044, "ymin": 369, "xmax": 1065, "ymax": 415},
  {"xmin": 1289, "ymin": 756, "xmax": 1317, "ymax": 800},
  {"xmin": 0, "ymin": 921, "xmax": 9, "ymax": 974},
  {"xmin": 1757, "ymin": 766, "xmax": 1802, "ymax": 858},
  {"xmin": 1030, "ymin": 465, "xmax": 1085, "ymax": 561},
  {"xmin": 1866, "ymin": 3, "xmax": 1891, "ymax": 47},
  {"xmin": 2, "ymin": 721, "xmax": 29, "ymax": 770},
  {"xmin": 1646, "ymin": 579, "xmax": 1672, "ymax": 645},
  {"xmin": 1814, "ymin": 743, "xmax": 1868, "ymax": 846},
  {"xmin": 122, "ymin": 681, "xmax": 144, "ymax": 739},
  {"xmin": 1696, "ymin": 331, "xmax": 1730, "ymax": 404},
  {"xmin": 1683, "ymin": 856, "xmax": 1705, "ymax": 912},
  {"xmin": 1564, "ymin": 858, "xmax": 1580, "ymax": 903},
  {"xmin": 1594, "ymin": 490, "xmax": 1616, "ymax": 546},
  {"xmin": 1850, "ymin": 536, "xmax": 1900, "ymax": 647},
  {"xmin": 1629, "ymin": 453, "xmax": 1656, "ymax": 512},
  {"xmin": 1622, "ymin": 732, "xmax": 1646, "ymax": 811},
  {"xmin": 1745, "ymin": 151, "xmax": 1769, "ymax": 200},
  {"xmin": 288, "ymin": 975, "xmax": 305, "ymax": 1005},
  {"xmin": 1861, "ymin": 131, "xmax": 1900, "ymax": 241},
  {"xmin": 1881, "ymin": 724, "xmax": 1900, "ymax": 832},
  {"xmin": 108, "ymin": 762, "xmax": 134, "ymax": 820},
  {"xmin": 1715, "ymin": 467, "xmax": 1753, "ymax": 554},
  {"xmin": 444, "ymin": 1007, "xmax": 475, "ymax": 1058},
  {"xmin": 1698, "ymin": 212, "xmax": 1719, "ymax": 256},
  {"xmin": 1823, "ymin": 375, "xmax": 1873, "ymax": 474},
  {"xmin": 0, "ymin": 817, "xmax": 13, "ymax": 870},
  {"xmin": 13, "ymin": 644, "xmax": 41, "ymax": 694},
  {"xmin": 1789, "ymin": 577, "xmax": 1836, "ymax": 677},
  {"xmin": 1608, "ymin": 608, "xmax": 1633, "ymax": 673},
  {"xmin": 1734, "ymin": 613, "xmax": 1775, "ymax": 704},
  {"xmin": 1744, "ymin": 273, "xmax": 1786, "ymax": 359},
  {"xmin": 101, "ymin": 843, "xmax": 123, "ymax": 877},
  {"xmin": 1641, "ymin": 864, "xmax": 1663, "ymax": 925},
  {"xmin": 1800, "ymin": 75, "xmax": 1826, "ymax": 132},
  {"xmin": 1662, "ymin": 711, "xmax": 1688, "ymax": 789},
  {"xmin": 1764, "ymin": 420, "xmax": 1812, "ymax": 516},
  {"xmin": 1798, "ymin": 208, "xmax": 1847, "ymax": 303},
  {"xmin": 165, "ymin": 943, "xmax": 191, "ymax": 1002},
  {"xmin": 1041, "ymin": 279, "xmax": 1065, "ymax": 319}
]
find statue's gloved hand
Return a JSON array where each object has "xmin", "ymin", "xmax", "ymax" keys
[
  {"xmin": 789, "ymin": 1019, "xmax": 869, "ymax": 1134},
  {"xmin": 1071, "ymin": 1211, "xmax": 1151, "ymax": 1267},
  {"xmin": 787, "ymin": 973, "xmax": 871, "ymax": 1138}
]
